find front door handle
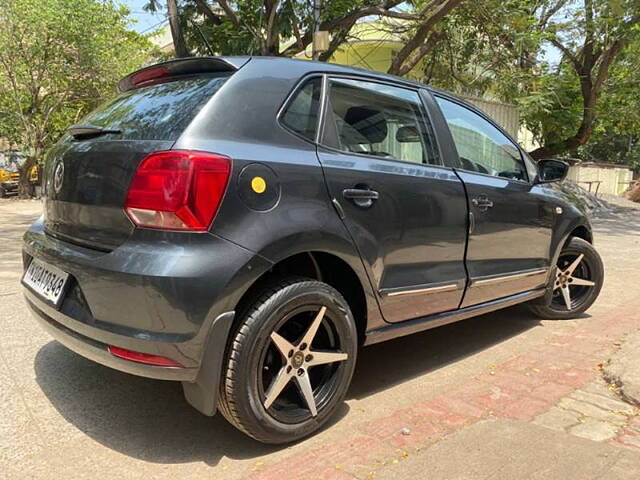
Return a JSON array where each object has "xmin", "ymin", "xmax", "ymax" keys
[
  {"xmin": 343, "ymin": 188, "xmax": 379, "ymax": 208},
  {"xmin": 471, "ymin": 196, "xmax": 493, "ymax": 211}
]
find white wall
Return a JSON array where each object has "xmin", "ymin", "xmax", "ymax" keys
[{"xmin": 567, "ymin": 165, "xmax": 634, "ymax": 196}]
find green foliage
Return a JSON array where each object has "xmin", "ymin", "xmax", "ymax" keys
[
  {"xmin": 577, "ymin": 40, "xmax": 640, "ymax": 171},
  {"xmin": 417, "ymin": 0, "xmax": 640, "ymax": 160},
  {"xmin": 0, "ymin": 0, "xmax": 151, "ymax": 173},
  {"xmin": 516, "ymin": 64, "xmax": 583, "ymax": 146},
  {"xmin": 420, "ymin": 0, "xmax": 542, "ymax": 96},
  {"xmin": 176, "ymin": 0, "xmax": 375, "ymax": 56}
]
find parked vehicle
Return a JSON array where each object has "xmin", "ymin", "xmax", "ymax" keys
[
  {"xmin": 0, "ymin": 151, "xmax": 20, "ymax": 197},
  {"xmin": 0, "ymin": 151, "xmax": 38, "ymax": 197},
  {"xmin": 22, "ymin": 57, "xmax": 604, "ymax": 444}
]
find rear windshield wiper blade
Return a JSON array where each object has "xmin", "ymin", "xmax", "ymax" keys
[{"xmin": 68, "ymin": 124, "xmax": 122, "ymax": 139}]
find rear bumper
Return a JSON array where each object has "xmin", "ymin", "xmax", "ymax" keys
[
  {"xmin": 22, "ymin": 216, "xmax": 272, "ymax": 414},
  {"xmin": 25, "ymin": 293, "xmax": 200, "ymax": 381}
]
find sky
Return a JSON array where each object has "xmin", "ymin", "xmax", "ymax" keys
[{"xmin": 121, "ymin": 0, "xmax": 167, "ymax": 34}]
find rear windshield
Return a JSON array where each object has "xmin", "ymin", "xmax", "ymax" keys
[{"xmin": 81, "ymin": 73, "xmax": 231, "ymax": 140}]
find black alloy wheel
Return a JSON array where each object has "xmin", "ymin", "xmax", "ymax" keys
[
  {"xmin": 528, "ymin": 237, "xmax": 604, "ymax": 319},
  {"xmin": 218, "ymin": 277, "xmax": 357, "ymax": 444}
]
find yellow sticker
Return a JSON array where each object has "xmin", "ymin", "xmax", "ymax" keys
[{"xmin": 251, "ymin": 176, "xmax": 267, "ymax": 194}]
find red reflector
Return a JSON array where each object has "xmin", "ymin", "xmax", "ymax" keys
[
  {"xmin": 108, "ymin": 346, "xmax": 182, "ymax": 367},
  {"xmin": 125, "ymin": 150, "xmax": 231, "ymax": 231}
]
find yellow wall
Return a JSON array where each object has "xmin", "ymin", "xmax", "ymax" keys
[{"xmin": 330, "ymin": 41, "xmax": 398, "ymax": 76}]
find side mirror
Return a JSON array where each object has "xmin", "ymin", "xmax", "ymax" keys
[{"xmin": 535, "ymin": 159, "xmax": 569, "ymax": 184}]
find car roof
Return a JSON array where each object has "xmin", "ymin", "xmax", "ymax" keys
[
  {"xmin": 121, "ymin": 56, "xmax": 489, "ymax": 130},
  {"xmin": 220, "ymin": 56, "xmax": 473, "ymax": 107},
  {"xmin": 242, "ymin": 56, "xmax": 427, "ymax": 87},
  {"xmin": 233, "ymin": 57, "xmax": 502, "ymax": 125},
  {"xmin": 128, "ymin": 55, "xmax": 434, "ymax": 92}
]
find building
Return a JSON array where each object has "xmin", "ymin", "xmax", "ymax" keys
[{"xmin": 566, "ymin": 160, "xmax": 635, "ymax": 197}]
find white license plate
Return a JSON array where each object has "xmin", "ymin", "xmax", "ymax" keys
[{"xmin": 22, "ymin": 258, "xmax": 70, "ymax": 306}]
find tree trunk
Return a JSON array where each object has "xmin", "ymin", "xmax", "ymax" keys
[
  {"xmin": 17, "ymin": 156, "xmax": 36, "ymax": 198},
  {"xmin": 167, "ymin": 0, "xmax": 188, "ymax": 57}
]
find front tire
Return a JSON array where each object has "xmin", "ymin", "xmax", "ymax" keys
[
  {"xmin": 528, "ymin": 237, "xmax": 604, "ymax": 319},
  {"xmin": 218, "ymin": 277, "xmax": 358, "ymax": 444}
]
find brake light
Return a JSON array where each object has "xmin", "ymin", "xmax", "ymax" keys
[
  {"xmin": 108, "ymin": 346, "xmax": 183, "ymax": 367},
  {"xmin": 125, "ymin": 150, "xmax": 231, "ymax": 231},
  {"xmin": 130, "ymin": 66, "xmax": 171, "ymax": 88}
]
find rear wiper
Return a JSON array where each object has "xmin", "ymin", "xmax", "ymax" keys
[{"xmin": 68, "ymin": 124, "xmax": 122, "ymax": 139}]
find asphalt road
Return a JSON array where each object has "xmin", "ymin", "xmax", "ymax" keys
[{"xmin": 2, "ymin": 198, "xmax": 640, "ymax": 479}]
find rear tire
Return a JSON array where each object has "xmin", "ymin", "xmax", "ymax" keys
[
  {"xmin": 528, "ymin": 237, "xmax": 603, "ymax": 319},
  {"xmin": 218, "ymin": 277, "xmax": 357, "ymax": 444}
]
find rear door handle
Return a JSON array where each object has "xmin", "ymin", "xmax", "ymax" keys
[
  {"xmin": 471, "ymin": 196, "xmax": 493, "ymax": 211},
  {"xmin": 343, "ymin": 188, "xmax": 379, "ymax": 208}
]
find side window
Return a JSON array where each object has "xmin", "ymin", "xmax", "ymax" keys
[
  {"xmin": 281, "ymin": 77, "xmax": 322, "ymax": 141},
  {"xmin": 435, "ymin": 96, "xmax": 527, "ymax": 181},
  {"xmin": 324, "ymin": 78, "xmax": 439, "ymax": 165}
]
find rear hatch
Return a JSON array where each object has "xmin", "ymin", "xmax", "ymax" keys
[{"xmin": 43, "ymin": 59, "xmax": 240, "ymax": 251}]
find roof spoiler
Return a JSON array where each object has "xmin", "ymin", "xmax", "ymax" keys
[{"xmin": 117, "ymin": 57, "xmax": 250, "ymax": 92}]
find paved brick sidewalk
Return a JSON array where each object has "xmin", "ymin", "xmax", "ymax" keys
[{"xmin": 250, "ymin": 297, "xmax": 640, "ymax": 480}]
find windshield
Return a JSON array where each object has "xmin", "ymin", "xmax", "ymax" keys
[{"xmin": 80, "ymin": 73, "xmax": 231, "ymax": 141}]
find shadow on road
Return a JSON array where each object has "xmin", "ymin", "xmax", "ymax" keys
[
  {"xmin": 34, "ymin": 305, "xmax": 541, "ymax": 466},
  {"xmin": 592, "ymin": 210, "xmax": 640, "ymax": 238},
  {"xmin": 350, "ymin": 306, "xmax": 540, "ymax": 399}
]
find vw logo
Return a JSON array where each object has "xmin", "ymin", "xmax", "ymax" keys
[{"xmin": 53, "ymin": 161, "xmax": 64, "ymax": 194}]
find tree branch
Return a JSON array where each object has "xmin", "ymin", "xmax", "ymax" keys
[
  {"xmin": 215, "ymin": 0, "xmax": 241, "ymax": 27},
  {"xmin": 194, "ymin": 0, "xmax": 223, "ymax": 25},
  {"xmin": 280, "ymin": 0, "xmax": 404, "ymax": 57},
  {"xmin": 548, "ymin": 36, "xmax": 582, "ymax": 73},
  {"xmin": 387, "ymin": 0, "xmax": 463, "ymax": 76},
  {"xmin": 265, "ymin": 0, "xmax": 281, "ymax": 54}
]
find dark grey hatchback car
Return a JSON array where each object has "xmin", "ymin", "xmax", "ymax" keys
[{"xmin": 22, "ymin": 56, "xmax": 603, "ymax": 444}]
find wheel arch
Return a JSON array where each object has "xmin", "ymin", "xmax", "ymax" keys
[
  {"xmin": 232, "ymin": 250, "xmax": 377, "ymax": 345},
  {"xmin": 550, "ymin": 217, "xmax": 594, "ymax": 268},
  {"xmin": 567, "ymin": 224, "xmax": 593, "ymax": 244}
]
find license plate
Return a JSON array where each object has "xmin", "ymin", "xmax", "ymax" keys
[{"xmin": 22, "ymin": 258, "xmax": 70, "ymax": 306}]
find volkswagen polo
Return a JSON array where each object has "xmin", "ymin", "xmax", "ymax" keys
[{"xmin": 22, "ymin": 57, "xmax": 604, "ymax": 444}]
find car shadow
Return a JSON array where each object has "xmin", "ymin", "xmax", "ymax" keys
[
  {"xmin": 34, "ymin": 305, "xmax": 541, "ymax": 466},
  {"xmin": 349, "ymin": 305, "xmax": 541, "ymax": 398}
]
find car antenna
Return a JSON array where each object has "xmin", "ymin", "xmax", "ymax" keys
[{"xmin": 187, "ymin": 17, "xmax": 214, "ymax": 56}]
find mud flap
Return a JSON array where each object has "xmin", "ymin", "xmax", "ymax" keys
[{"xmin": 182, "ymin": 311, "xmax": 235, "ymax": 416}]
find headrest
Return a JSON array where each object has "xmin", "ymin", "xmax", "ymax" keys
[
  {"xmin": 343, "ymin": 106, "xmax": 388, "ymax": 144},
  {"xmin": 396, "ymin": 125, "xmax": 420, "ymax": 142}
]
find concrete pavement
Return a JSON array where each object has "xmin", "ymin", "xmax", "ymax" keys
[
  {"xmin": 605, "ymin": 332, "xmax": 640, "ymax": 407},
  {"xmin": 1, "ymin": 198, "xmax": 640, "ymax": 479}
]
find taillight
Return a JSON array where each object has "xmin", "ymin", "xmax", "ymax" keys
[{"xmin": 125, "ymin": 150, "xmax": 231, "ymax": 231}]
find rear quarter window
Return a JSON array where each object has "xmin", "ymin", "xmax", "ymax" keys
[
  {"xmin": 81, "ymin": 73, "xmax": 231, "ymax": 141},
  {"xmin": 280, "ymin": 77, "xmax": 322, "ymax": 141}
]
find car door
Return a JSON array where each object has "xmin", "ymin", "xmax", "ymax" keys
[
  {"xmin": 432, "ymin": 94, "xmax": 554, "ymax": 307},
  {"xmin": 317, "ymin": 76, "xmax": 468, "ymax": 323}
]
